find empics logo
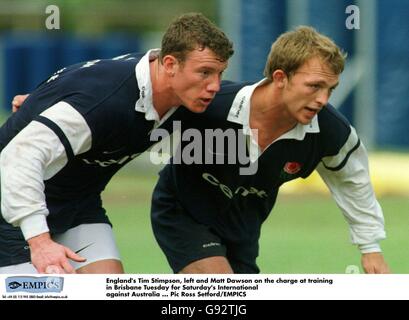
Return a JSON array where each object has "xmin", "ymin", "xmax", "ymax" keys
[{"xmin": 6, "ymin": 276, "xmax": 64, "ymax": 293}]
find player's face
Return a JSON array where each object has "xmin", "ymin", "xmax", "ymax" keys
[
  {"xmin": 171, "ymin": 48, "xmax": 228, "ymax": 113},
  {"xmin": 282, "ymin": 57, "xmax": 339, "ymax": 124}
]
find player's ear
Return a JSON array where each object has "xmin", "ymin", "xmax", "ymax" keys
[
  {"xmin": 162, "ymin": 55, "xmax": 178, "ymax": 77},
  {"xmin": 272, "ymin": 69, "xmax": 287, "ymax": 89}
]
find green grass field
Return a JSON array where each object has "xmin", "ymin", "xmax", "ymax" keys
[{"xmin": 104, "ymin": 169, "xmax": 409, "ymax": 274}]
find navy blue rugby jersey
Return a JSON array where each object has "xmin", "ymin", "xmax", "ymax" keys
[
  {"xmin": 157, "ymin": 81, "xmax": 355, "ymax": 244},
  {"xmin": 0, "ymin": 52, "xmax": 188, "ymax": 233}
]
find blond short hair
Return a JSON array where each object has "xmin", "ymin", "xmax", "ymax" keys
[{"xmin": 263, "ymin": 26, "xmax": 346, "ymax": 80}]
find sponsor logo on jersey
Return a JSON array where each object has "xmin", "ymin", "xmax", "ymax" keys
[
  {"xmin": 202, "ymin": 173, "xmax": 268, "ymax": 199},
  {"xmin": 202, "ymin": 242, "xmax": 221, "ymax": 248},
  {"xmin": 102, "ymin": 147, "xmax": 126, "ymax": 154},
  {"xmin": 234, "ymin": 96, "xmax": 246, "ymax": 118},
  {"xmin": 82, "ymin": 152, "xmax": 141, "ymax": 167}
]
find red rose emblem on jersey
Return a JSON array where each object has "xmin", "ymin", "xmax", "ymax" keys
[{"xmin": 283, "ymin": 162, "xmax": 302, "ymax": 174}]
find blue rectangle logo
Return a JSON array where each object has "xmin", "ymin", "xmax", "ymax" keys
[{"xmin": 6, "ymin": 276, "xmax": 64, "ymax": 293}]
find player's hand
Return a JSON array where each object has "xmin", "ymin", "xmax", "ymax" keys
[
  {"xmin": 12, "ymin": 94, "xmax": 29, "ymax": 113},
  {"xmin": 27, "ymin": 232, "xmax": 86, "ymax": 274},
  {"xmin": 361, "ymin": 252, "xmax": 391, "ymax": 274}
]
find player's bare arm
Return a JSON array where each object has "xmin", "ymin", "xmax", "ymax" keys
[{"xmin": 0, "ymin": 102, "xmax": 91, "ymax": 274}]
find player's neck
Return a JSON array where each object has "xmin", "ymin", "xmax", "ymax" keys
[
  {"xmin": 250, "ymin": 82, "xmax": 296, "ymax": 133},
  {"xmin": 150, "ymin": 59, "xmax": 180, "ymax": 119}
]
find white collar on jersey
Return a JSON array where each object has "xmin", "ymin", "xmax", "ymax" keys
[
  {"xmin": 227, "ymin": 78, "xmax": 320, "ymax": 141},
  {"xmin": 134, "ymin": 49, "xmax": 178, "ymax": 125}
]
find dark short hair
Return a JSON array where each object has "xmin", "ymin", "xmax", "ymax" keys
[{"xmin": 160, "ymin": 12, "xmax": 234, "ymax": 63}]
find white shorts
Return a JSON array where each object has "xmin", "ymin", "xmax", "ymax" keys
[{"xmin": 0, "ymin": 223, "xmax": 121, "ymax": 274}]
